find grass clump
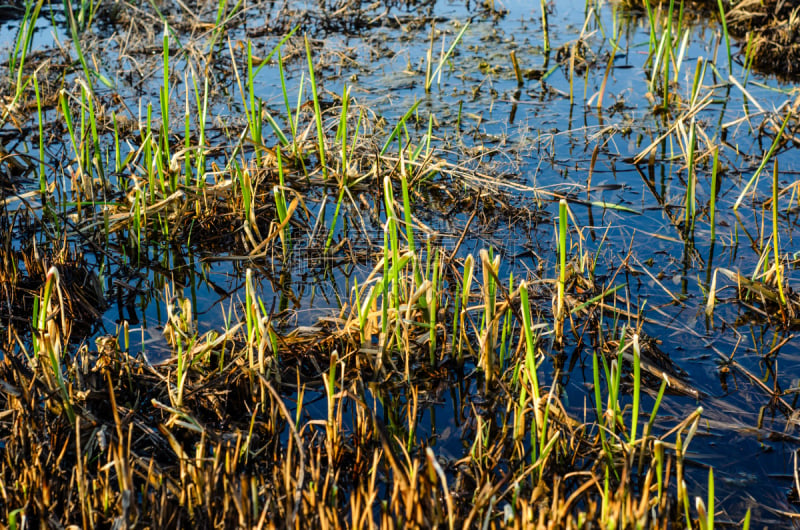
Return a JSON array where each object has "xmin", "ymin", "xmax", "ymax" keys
[
  {"xmin": 0, "ymin": 47, "xmax": 719, "ymax": 524},
  {"xmin": 0, "ymin": 252, "xmax": 721, "ymax": 527}
]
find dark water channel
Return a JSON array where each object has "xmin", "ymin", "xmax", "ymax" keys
[{"xmin": 2, "ymin": 0, "xmax": 800, "ymax": 525}]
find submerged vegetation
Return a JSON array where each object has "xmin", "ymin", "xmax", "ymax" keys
[{"xmin": 0, "ymin": 0, "xmax": 799, "ymax": 527}]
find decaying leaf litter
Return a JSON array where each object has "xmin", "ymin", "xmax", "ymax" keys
[{"xmin": 1, "ymin": 0, "xmax": 800, "ymax": 527}]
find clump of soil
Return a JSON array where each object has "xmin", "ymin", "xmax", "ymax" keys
[
  {"xmin": 727, "ymin": 0, "xmax": 800, "ymax": 77},
  {"xmin": 620, "ymin": 0, "xmax": 800, "ymax": 78}
]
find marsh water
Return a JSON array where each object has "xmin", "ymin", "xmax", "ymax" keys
[{"xmin": 2, "ymin": 0, "xmax": 800, "ymax": 524}]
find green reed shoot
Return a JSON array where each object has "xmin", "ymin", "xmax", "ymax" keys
[
  {"xmin": 498, "ymin": 281, "xmax": 512, "ymax": 370},
  {"xmin": 8, "ymin": 508, "xmax": 24, "ymax": 530},
  {"xmin": 717, "ymin": 0, "xmax": 732, "ymax": 74},
  {"xmin": 75, "ymin": 0, "xmax": 99, "ymax": 30},
  {"xmin": 424, "ymin": 114, "xmax": 434, "ymax": 157},
  {"xmin": 33, "ymin": 267, "xmax": 75, "ymax": 424},
  {"xmin": 241, "ymin": 32, "xmax": 298, "ymax": 159},
  {"xmin": 710, "ymin": 146, "xmax": 719, "ymax": 241},
  {"xmin": 347, "ymin": 111, "xmax": 365, "ymax": 181},
  {"xmin": 653, "ymin": 440, "xmax": 664, "ymax": 499},
  {"xmin": 743, "ymin": 32, "xmax": 755, "ymax": 85},
  {"xmin": 499, "ymin": 270, "xmax": 513, "ymax": 360},
  {"xmin": 190, "ymin": 71, "xmax": 210, "ymax": 183},
  {"xmin": 643, "ymin": 0, "xmax": 656, "ymax": 52},
  {"xmin": 34, "ymin": 74, "xmax": 45, "ymax": 194},
  {"xmin": 707, "ymin": 468, "xmax": 715, "ymax": 530},
  {"xmin": 132, "ymin": 185, "xmax": 142, "ymax": 258},
  {"xmin": 646, "ymin": 0, "xmax": 676, "ymax": 107},
  {"xmin": 336, "ymin": 84, "xmax": 350, "ymax": 177},
  {"xmin": 451, "ymin": 278, "xmax": 464, "ymax": 361},
  {"xmin": 214, "ymin": 0, "xmax": 229, "ymax": 27},
  {"xmin": 556, "ymin": 199, "xmax": 567, "ymax": 329},
  {"xmin": 182, "ymin": 73, "xmax": 192, "ymax": 186},
  {"xmin": 380, "ymin": 229, "xmax": 390, "ymax": 345},
  {"xmin": 153, "ymin": 138, "xmax": 167, "ymax": 199},
  {"xmin": 680, "ymin": 475, "xmax": 691, "ymax": 525},
  {"xmin": 324, "ymin": 187, "xmax": 345, "ymax": 253},
  {"xmin": 455, "ymin": 255, "xmax": 474, "ymax": 364},
  {"xmin": 357, "ymin": 252, "xmax": 411, "ymax": 342},
  {"xmin": 480, "ymin": 249, "xmax": 500, "ymax": 387},
  {"xmin": 643, "ymin": 374, "xmax": 668, "ymax": 446},
  {"xmin": 510, "ymin": 50, "xmax": 523, "ymax": 86},
  {"xmin": 305, "ymin": 35, "xmax": 327, "ymax": 179},
  {"xmin": 160, "ymin": 22, "xmax": 171, "ymax": 165},
  {"xmin": 398, "ymin": 146, "xmax": 425, "ymax": 296},
  {"xmin": 427, "ymin": 249, "xmax": 443, "ymax": 365},
  {"xmin": 734, "ymin": 110, "xmax": 791, "ymax": 209},
  {"xmin": 236, "ymin": 162, "xmax": 260, "ymax": 246},
  {"xmin": 592, "ymin": 351, "xmax": 608, "ymax": 450},
  {"xmin": 79, "ymin": 89, "xmax": 88, "ymax": 198},
  {"xmin": 112, "ymin": 112, "xmax": 121, "ymax": 174},
  {"xmin": 273, "ymin": 183, "xmax": 290, "ymax": 253},
  {"xmin": 519, "ymin": 281, "xmax": 541, "ymax": 400},
  {"xmin": 325, "ymin": 351, "xmax": 339, "ymax": 454},
  {"xmin": 424, "ymin": 20, "xmax": 470, "ymax": 92},
  {"xmin": 62, "ymin": 0, "xmax": 94, "ymax": 91},
  {"xmin": 690, "ymin": 57, "xmax": 708, "ymax": 109},
  {"xmin": 169, "ymin": 302, "xmax": 193, "ymax": 409},
  {"xmin": 513, "ymin": 371, "xmax": 527, "ymax": 442},
  {"xmin": 58, "ymin": 91, "xmax": 78, "ymax": 165},
  {"xmin": 649, "ymin": 29, "xmax": 668, "ymax": 94},
  {"xmin": 143, "ymin": 104, "xmax": 156, "ymax": 201},
  {"xmin": 383, "ymin": 176, "xmax": 403, "ymax": 349},
  {"xmin": 407, "ymin": 120, "xmax": 433, "ymax": 171},
  {"xmin": 685, "ymin": 119, "xmax": 696, "ymax": 231},
  {"xmin": 245, "ymin": 269, "xmax": 261, "ymax": 374},
  {"xmin": 10, "ymin": 0, "xmax": 44, "ymax": 98},
  {"xmin": 278, "ymin": 50, "xmax": 297, "ymax": 144},
  {"xmin": 601, "ymin": 325, "xmax": 626, "ymax": 438},
  {"xmin": 245, "ymin": 41, "xmax": 264, "ymax": 165},
  {"xmin": 380, "ymin": 101, "xmax": 422, "ymax": 156},
  {"xmin": 274, "ymin": 146, "xmax": 291, "ymax": 255},
  {"xmin": 540, "ymin": 0, "xmax": 550, "ymax": 54},
  {"xmin": 673, "ymin": 29, "xmax": 690, "ymax": 84},
  {"xmin": 82, "ymin": 82, "xmax": 104, "ymax": 185},
  {"xmin": 425, "ymin": 22, "xmax": 435, "ymax": 92},
  {"xmin": 630, "ymin": 334, "xmax": 641, "ymax": 444},
  {"xmin": 664, "ymin": 0, "xmax": 675, "ymax": 107},
  {"xmin": 278, "ymin": 52, "xmax": 308, "ymax": 165},
  {"xmin": 536, "ymin": 389, "xmax": 557, "ymax": 478},
  {"xmin": 772, "ymin": 159, "xmax": 787, "ymax": 306}
]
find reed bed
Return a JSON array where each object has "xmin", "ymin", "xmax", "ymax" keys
[
  {"xmin": 0, "ymin": 19, "xmax": 718, "ymax": 528},
  {"xmin": 0, "ymin": 204, "xmax": 721, "ymax": 528},
  {"xmin": 2, "ymin": 0, "xmax": 799, "ymax": 527}
]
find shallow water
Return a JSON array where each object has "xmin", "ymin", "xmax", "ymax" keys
[{"xmin": 2, "ymin": 0, "xmax": 800, "ymax": 523}]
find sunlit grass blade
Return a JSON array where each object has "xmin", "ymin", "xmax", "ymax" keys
[
  {"xmin": 734, "ymin": 110, "xmax": 791, "ymax": 210},
  {"xmin": 717, "ymin": 0, "xmax": 732, "ymax": 73},
  {"xmin": 305, "ymin": 35, "xmax": 327, "ymax": 179},
  {"xmin": 425, "ymin": 20, "xmax": 470, "ymax": 92},
  {"xmin": 772, "ymin": 159, "xmax": 787, "ymax": 307}
]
